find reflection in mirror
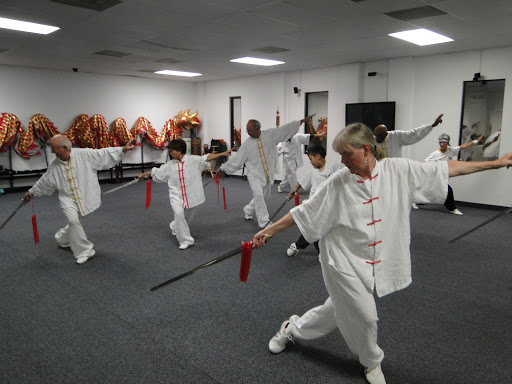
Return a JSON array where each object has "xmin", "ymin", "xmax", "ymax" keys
[
  {"xmin": 230, "ymin": 96, "xmax": 241, "ymax": 150},
  {"xmin": 459, "ymin": 79, "xmax": 504, "ymax": 161},
  {"xmin": 305, "ymin": 91, "xmax": 328, "ymax": 152}
]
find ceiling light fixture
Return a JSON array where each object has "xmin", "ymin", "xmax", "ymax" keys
[
  {"xmin": 0, "ymin": 17, "xmax": 59, "ymax": 35},
  {"xmin": 154, "ymin": 70, "xmax": 202, "ymax": 77},
  {"xmin": 230, "ymin": 57, "xmax": 285, "ymax": 66},
  {"xmin": 389, "ymin": 28, "xmax": 453, "ymax": 46}
]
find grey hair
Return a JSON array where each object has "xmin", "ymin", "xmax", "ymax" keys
[
  {"xmin": 51, "ymin": 134, "xmax": 72, "ymax": 150},
  {"xmin": 333, "ymin": 123, "xmax": 384, "ymax": 160},
  {"xmin": 249, "ymin": 119, "xmax": 261, "ymax": 130}
]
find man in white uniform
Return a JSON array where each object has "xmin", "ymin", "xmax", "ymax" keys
[
  {"xmin": 373, "ymin": 114, "xmax": 443, "ymax": 158},
  {"xmin": 424, "ymin": 133, "xmax": 483, "ymax": 215},
  {"xmin": 23, "ymin": 134, "xmax": 135, "ymax": 264},
  {"xmin": 217, "ymin": 115, "xmax": 314, "ymax": 228},
  {"xmin": 276, "ymin": 131, "xmax": 325, "ymax": 193},
  {"xmin": 252, "ymin": 123, "xmax": 512, "ymax": 384},
  {"xmin": 286, "ymin": 145, "xmax": 344, "ymax": 256},
  {"xmin": 138, "ymin": 139, "xmax": 231, "ymax": 250}
]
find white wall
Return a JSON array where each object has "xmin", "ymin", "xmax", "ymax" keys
[{"xmin": 2, "ymin": 46, "xmax": 511, "ymax": 206}]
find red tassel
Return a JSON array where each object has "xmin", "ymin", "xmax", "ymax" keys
[
  {"xmin": 217, "ymin": 182, "xmax": 220, "ymax": 205},
  {"xmin": 145, "ymin": 180, "xmax": 152, "ymax": 209},
  {"xmin": 223, "ymin": 187, "xmax": 227, "ymax": 210},
  {"xmin": 240, "ymin": 242, "xmax": 253, "ymax": 282},
  {"xmin": 295, "ymin": 192, "xmax": 300, "ymax": 206},
  {"xmin": 213, "ymin": 174, "xmax": 219, "ymax": 185},
  {"xmin": 31, "ymin": 214, "xmax": 39, "ymax": 244}
]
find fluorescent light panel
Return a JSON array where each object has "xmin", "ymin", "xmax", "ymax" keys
[
  {"xmin": 0, "ymin": 17, "xmax": 59, "ymax": 35},
  {"xmin": 230, "ymin": 57, "xmax": 285, "ymax": 66},
  {"xmin": 155, "ymin": 70, "xmax": 202, "ymax": 77},
  {"xmin": 389, "ymin": 28, "xmax": 453, "ymax": 46}
]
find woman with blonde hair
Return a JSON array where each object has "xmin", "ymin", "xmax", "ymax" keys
[{"xmin": 252, "ymin": 122, "xmax": 512, "ymax": 384}]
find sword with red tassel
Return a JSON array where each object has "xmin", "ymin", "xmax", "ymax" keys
[{"xmin": 150, "ymin": 195, "xmax": 294, "ymax": 291}]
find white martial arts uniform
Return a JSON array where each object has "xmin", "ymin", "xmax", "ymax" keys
[
  {"xmin": 287, "ymin": 158, "xmax": 448, "ymax": 369},
  {"xmin": 299, "ymin": 162, "xmax": 345, "ymax": 200},
  {"xmin": 376, "ymin": 124, "xmax": 434, "ymax": 158},
  {"xmin": 220, "ymin": 120, "xmax": 300, "ymax": 228},
  {"xmin": 151, "ymin": 154, "xmax": 210, "ymax": 247},
  {"xmin": 277, "ymin": 133, "xmax": 312, "ymax": 191},
  {"xmin": 29, "ymin": 147, "xmax": 125, "ymax": 259},
  {"xmin": 424, "ymin": 146, "xmax": 460, "ymax": 162},
  {"xmin": 483, "ymin": 132, "xmax": 501, "ymax": 160}
]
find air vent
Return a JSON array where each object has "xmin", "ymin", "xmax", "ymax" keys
[
  {"xmin": 251, "ymin": 46, "xmax": 290, "ymax": 54},
  {"xmin": 154, "ymin": 58, "xmax": 184, "ymax": 64},
  {"xmin": 94, "ymin": 50, "xmax": 130, "ymax": 57},
  {"xmin": 386, "ymin": 6, "xmax": 447, "ymax": 21},
  {"xmin": 50, "ymin": 0, "xmax": 122, "ymax": 12}
]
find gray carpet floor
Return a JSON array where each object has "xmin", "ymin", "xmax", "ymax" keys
[{"xmin": 0, "ymin": 176, "xmax": 510, "ymax": 384}]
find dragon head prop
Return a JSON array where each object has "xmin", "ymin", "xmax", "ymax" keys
[{"xmin": 174, "ymin": 109, "xmax": 201, "ymax": 130}]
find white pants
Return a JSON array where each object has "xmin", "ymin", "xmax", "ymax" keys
[
  {"xmin": 244, "ymin": 173, "xmax": 272, "ymax": 228},
  {"xmin": 288, "ymin": 264, "xmax": 384, "ymax": 369},
  {"xmin": 279, "ymin": 164, "xmax": 297, "ymax": 192},
  {"xmin": 55, "ymin": 207, "xmax": 95, "ymax": 259},
  {"xmin": 170, "ymin": 203, "xmax": 197, "ymax": 247}
]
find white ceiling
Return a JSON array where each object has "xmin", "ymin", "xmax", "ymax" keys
[{"xmin": 0, "ymin": 0, "xmax": 511, "ymax": 82}]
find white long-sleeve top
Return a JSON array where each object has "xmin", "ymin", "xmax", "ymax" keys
[
  {"xmin": 424, "ymin": 146, "xmax": 460, "ymax": 162},
  {"xmin": 220, "ymin": 120, "xmax": 301, "ymax": 184},
  {"xmin": 277, "ymin": 133, "xmax": 312, "ymax": 169},
  {"xmin": 29, "ymin": 147, "xmax": 125, "ymax": 216},
  {"xmin": 299, "ymin": 162, "xmax": 345, "ymax": 199},
  {"xmin": 290, "ymin": 158, "xmax": 448, "ymax": 298},
  {"xmin": 151, "ymin": 154, "xmax": 210, "ymax": 208},
  {"xmin": 376, "ymin": 124, "xmax": 433, "ymax": 158}
]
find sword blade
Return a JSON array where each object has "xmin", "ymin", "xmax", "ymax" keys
[
  {"xmin": 449, "ymin": 206, "xmax": 512, "ymax": 243},
  {"xmin": 266, "ymin": 196, "xmax": 292, "ymax": 225},
  {"xmin": 103, "ymin": 178, "xmax": 139, "ymax": 195},
  {"xmin": 203, "ymin": 177, "xmax": 215, "ymax": 188},
  {"xmin": 150, "ymin": 246, "xmax": 242, "ymax": 291},
  {"xmin": 0, "ymin": 200, "xmax": 26, "ymax": 231}
]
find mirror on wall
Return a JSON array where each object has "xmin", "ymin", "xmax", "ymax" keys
[
  {"xmin": 459, "ymin": 79, "xmax": 505, "ymax": 161},
  {"xmin": 305, "ymin": 91, "xmax": 328, "ymax": 151},
  {"xmin": 230, "ymin": 96, "xmax": 241, "ymax": 150}
]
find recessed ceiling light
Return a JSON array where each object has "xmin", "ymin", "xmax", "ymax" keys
[
  {"xmin": 389, "ymin": 28, "xmax": 453, "ymax": 46},
  {"xmin": 230, "ymin": 57, "xmax": 285, "ymax": 66},
  {"xmin": 0, "ymin": 17, "xmax": 59, "ymax": 35},
  {"xmin": 155, "ymin": 70, "xmax": 202, "ymax": 77}
]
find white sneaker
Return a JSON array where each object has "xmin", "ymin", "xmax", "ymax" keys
[
  {"xmin": 277, "ymin": 185, "xmax": 283, "ymax": 193},
  {"xmin": 365, "ymin": 364, "xmax": 386, "ymax": 384},
  {"xmin": 268, "ymin": 320, "xmax": 293, "ymax": 354},
  {"xmin": 411, "ymin": 203, "xmax": 419, "ymax": 210},
  {"xmin": 286, "ymin": 243, "xmax": 299, "ymax": 257},
  {"xmin": 179, "ymin": 243, "xmax": 194, "ymax": 250},
  {"xmin": 245, "ymin": 213, "xmax": 253, "ymax": 220},
  {"xmin": 449, "ymin": 208, "xmax": 463, "ymax": 215},
  {"xmin": 76, "ymin": 254, "xmax": 94, "ymax": 264}
]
